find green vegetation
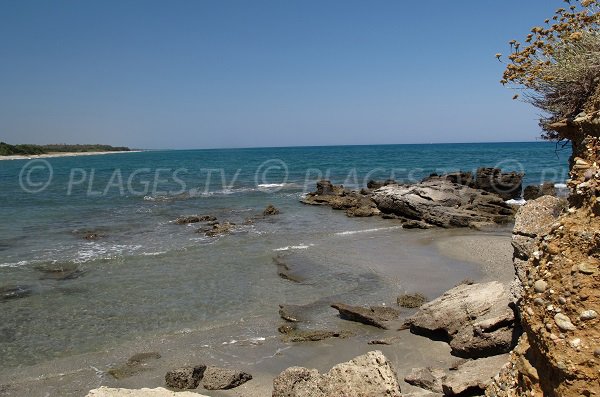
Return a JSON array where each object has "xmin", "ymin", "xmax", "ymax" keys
[
  {"xmin": 499, "ymin": 0, "xmax": 600, "ymax": 147},
  {"xmin": 0, "ymin": 142, "xmax": 130, "ymax": 156}
]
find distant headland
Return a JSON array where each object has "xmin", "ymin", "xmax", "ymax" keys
[{"xmin": 0, "ymin": 142, "xmax": 134, "ymax": 160}]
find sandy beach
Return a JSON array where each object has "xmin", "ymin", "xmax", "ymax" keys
[
  {"xmin": 0, "ymin": 228, "xmax": 514, "ymax": 397},
  {"xmin": 0, "ymin": 151, "xmax": 142, "ymax": 161}
]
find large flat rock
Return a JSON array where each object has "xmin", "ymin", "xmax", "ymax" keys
[
  {"xmin": 442, "ymin": 354, "xmax": 509, "ymax": 395},
  {"xmin": 86, "ymin": 387, "xmax": 210, "ymax": 397}
]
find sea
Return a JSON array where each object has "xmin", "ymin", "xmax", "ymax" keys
[{"xmin": 0, "ymin": 142, "xmax": 570, "ymax": 385}]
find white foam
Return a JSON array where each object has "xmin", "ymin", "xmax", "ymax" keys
[
  {"xmin": 0, "ymin": 260, "xmax": 30, "ymax": 268},
  {"xmin": 334, "ymin": 226, "xmax": 403, "ymax": 236},
  {"xmin": 554, "ymin": 183, "xmax": 567, "ymax": 189},
  {"xmin": 273, "ymin": 244, "xmax": 314, "ymax": 251},
  {"xmin": 506, "ymin": 198, "xmax": 527, "ymax": 205},
  {"xmin": 258, "ymin": 183, "xmax": 286, "ymax": 188}
]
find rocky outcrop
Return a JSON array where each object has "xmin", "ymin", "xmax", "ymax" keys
[
  {"xmin": 523, "ymin": 182, "xmax": 557, "ymax": 200},
  {"xmin": 263, "ymin": 204, "xmax": 280, "ymax": 216},
  {"xmin": 175, "ymin": 215, "xmax": 217, "ymax": 225},
  {"xmin": 165, "ymin": 365, "xmax": 206, "ymax": 389},
  {"xmin": 406, "ymin": 282, "xmax": 520, "ymax": 358},
  {"xmin": 487, "ymin": 137, "xmax": 600, "ymax": 397},
  {"xmin": 198, "ymin": 222, "xmax": 235, "ymax": 237},
  {"xmin": 272, "ymin": 351, "xmax": 401, "ymax": 397},
  {"xmin": 424, "ymin": 168, "xmax": 524, "ymax": 200},
  {"xmin": 86, "ymin": 387, "xmax": 210, "ymax": 396},
  {"xmin": 373, "ymin": 181, "xmax": 515, "ymax": 228},
  {"xmin": 202, "ymin": 367, "xmax": 252, "ymax": 390},
  {"xmin": 331, "ymin": 303, "xmax": 401, "ymax": 329},
  {"xmin": 442, "ymin": 354, "xmax": 509, "ymax": 395},
  {"xmin": 301, "ymin": 180, "xmax": 381, "ymax": 217}
]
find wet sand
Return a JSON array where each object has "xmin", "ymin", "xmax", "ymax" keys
[{"xmin": 0, "ymin": 227, "xmax": 513, "ymax": 397}]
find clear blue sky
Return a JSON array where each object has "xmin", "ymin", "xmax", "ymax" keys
[{"xmin": 0, "ymin": 1, "xmax": 560, "ymax": 149}]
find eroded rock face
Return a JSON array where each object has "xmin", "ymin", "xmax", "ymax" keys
[
  {"xmin": 424, "ymin": 168, "xmax": 524, "ymax": 200},
  {"xmin": 202, "ymin": 366, "xmax": 252, "ymax": 390},
  {"xmin": 407, "ymin": 282, "xmax": 519, "ymax": 358},
  {"xmin": 442, "ymin": 354, "xmax": 509, "ymax": 395},
  {"xmin": 272, "ymin": 351, "xmax": 401, "ymax": 397},
  {"xmin": 373, "ymin": 181, "xmax": 515, "ymax": 228},
  {"xmin": 165, "ymin": 365, "xmax": 206, "ymax": 389}
]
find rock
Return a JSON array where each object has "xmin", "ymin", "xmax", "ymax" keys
[
  {"xmin": 0, "ymin": 285, "xmax": 33, "ymax": 302},
  {"xmin": 554, "ymin": 313, "xmax": 577, "ymax": 332},
  {"xmin": 540, "ymin": 182, "xmax": 557, "ymax": 197},
  {"xmin": 273, "ymin": 256, "xmax": 305, "ymax": 283},
  {"xmin": 301, "ymin": 180, "xmax": 379, "ymax": 218},
  {"xmin": 368, "ymin": 336, "xmax": 402, "ymax": 345},
  {"xmin": 83, "ymin": 232, "xmax": 103, "ymax": 240},
  {"xmin": 201, "ymin": 366, "xmax": 252, "ymax": 390},
  {"xmin": 372, "ymin": 181, "xmax": 515, "ymax": 228},
  {"xmin": 397, "ymin": 293, "xmax": 428, "ymax": 308},
  {"xmin": 263, "ymin": 204, "xmax": 280, "ymax": 216},
  {"xmin": 315, "ymin": 180, "xmax": 342, "ymax": 196},
  {"xmin": 474, "ymin": 167, "xmax": 523, "ymax": 201},
  {"xmin": 407, "ymin": 282, "xmax": 518, "ymax": 358},
  {"xmin": 281, "ymin": 329, "xmax": 354, "ymax": 342},
  {"xmin": 108, "ymin": 352, "xmax": 162, "ymax": 379},
  {"xmin": 441, "ymin": 354, "xmax": 509, "ymax": 395},
  {"xmin": 201, "ymin": 222, "xmax": 235, "ymax": 237},
  {"xmin": 165, "ymin": 365, "xmax": 206, "ymax": 389},
  {"xmin": 331, "ymin": 303, "xmax": 401, "ymax": 329},
  {"xmin": 404, "ymin": 367, "xmax": 445, "ymax": 393},
  {"xmin": 85, "ymin": 387, "xmax": 210, "ymax": 396},
  {"xmin": 272, "ymin": 351, "xmax": 401, "ymax": 397},
  {"xmin": 279, "ymin": 304, "xmax": 306, "ymax": 323},
  {"xmin": 35, "ymin": 262, "xmax": 86, "ymax": 281},
  {"xmin": 578, "ymin": 262, "xmax": 596, "ymax": 275},
  {"xmin": 175, "ymin": 215, "xmax": 216, "ymax": 225},
  {"xmin": 523, "ymin": 185, "xmax": 542, "ymax": 200},
  {"xmin": 533, "ymin": 280, "xmax": 548, "ymax": 293},
  {"xmin": 367, "ymin": 179, "xmax": 397, "ymax": 190},
  {"xmin": 580, "ymin": 310, "xmax": 598, "ymax": 321}
]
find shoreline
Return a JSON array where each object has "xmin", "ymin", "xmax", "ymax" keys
[
  {"xmin": 0, "ymin": 151, "xmax": 143, "ymax": 161},
  {"xmin": 0, "ymin": 227, "xmax": 514, "ymax": 397}
]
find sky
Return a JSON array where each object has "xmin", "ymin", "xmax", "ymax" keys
[{"xmin": 0, "ymin": 1, "xmax": 562, "ymax": 149}]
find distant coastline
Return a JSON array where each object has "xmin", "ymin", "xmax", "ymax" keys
[{"xmin": 0, "ymin": 150, "xmax": 142, "ymax": 161}]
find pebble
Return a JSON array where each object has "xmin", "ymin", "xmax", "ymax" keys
[
  {"xmin": 545, "ymin": 323, "xmax": 553, "ymax": 331},
  {"xmin": 569, "ymin": 338, "xmax": 582, "ymax": 349},
  {"xmin": 578, "ymin": 262, "xmax": 596, "ymax": 275},
  {"xmin": 580, "ymin": 310, "xmax": 598, "ymax": 321},
  {"xmin": 533, "ymin": 298, "xmax": 545, "ymax": 306},
  {"xmin": 534, "ymin": 280, "xmax": 548, "ymax": 293},
  {"xmin": 558, "ymin": 297, "xmax": 567, "ymax": 304},
  {"xmin": 594, "ymin": 349, "xmax": 600, "ymax": 358},
  {"xmin": 555, "ymin": 313, "xmax": 577, "ymax": 332},
  {"xmin": 533, "ymin": 251, "xmax": 542, "ymax": 260},
  {"xmin": 571, "ymin": 265, "xmax": 579, "ymax": 274}
]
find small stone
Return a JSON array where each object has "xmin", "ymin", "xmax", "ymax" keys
[
  {"xmin": 534, "ymin": 298, "xmax": 545, "ymax": 306},
  {"xmin": 545, "ymin": 323, "xmax": 553, "ymax": 331},
  {"xmin": 578, "ymin": 262, "xmax": 596, "ymax": 275},
  {"xmin": 558, "ymin": 297, "xmax": 567, "ymax": 305},
  {"xmin": 580, "ymin": 310, "xmax": 598, "ymax": 321},
  {"xmin": 569, "ymin": 338, "xmax": 582, "ymax": 349},
  {"xmin": 594, "ymin": 349, "xmax": 600, "ymax": 357},
  {"xmin": 534, "ymin": 280, "xmax": 548, "ymax": 293},
  {"xmin": 555, "ymin": 313, "xmax": 577, "ymax": 332},
  {"xmin": 526, "ymin": 308, "xmax": 534, "ymax": 316},
  {"xmin": 547, "ymin": 305, "xmax": 555, "ymax": 312},
  {"xmin": 533, "ymin": 251, "xmax": 542, "ymax": 260}
]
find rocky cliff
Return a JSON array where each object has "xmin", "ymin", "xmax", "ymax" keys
[{"xmin": 487, "ymin": 137, "xmax": 600, "ymax": 396}]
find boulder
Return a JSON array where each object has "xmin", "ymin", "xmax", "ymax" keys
[
  {"xmin": 372, "ymin": 181, "xmax": 515, "ymax": 228},
  {"xmin": 331, "ymin": 303, "xmax": 400, "ymax": 329},
  {"xmin": 86, "ymin": 387, "xmax": 210, "ymax": 396},
  {"xmin": 165, "ymin": 365, "xmax": 206, "ymax": 389},
  {"xmin": 523, "ymin": 185, "xmax": 541, "ymax": 201},
  {"xmin": 272, "ymin": 351, "xmax": 401, "ymax": 397},
  {"xmin": 441, "ymin": 354, "xmax": 509, "ymax": 395},
  {"xmin": 406, "ymin": 282, "xmax": 519, "ymax": 358},
  {"xmin": 201, "ymin": 366, "xmax": 252, "ymax": 390},
  {"xmin": 404, "ymin": 367, "xmax": 445, "ymax": 394}
]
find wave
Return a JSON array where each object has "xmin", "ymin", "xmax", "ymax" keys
[
  {"xmin": 273, "ymin": 244, "xmax": 315, "ymax": 252},
  {"xmin": 0, "ymin": 260, "xmax": 30, "ymax": 268},
  {"xmin": 506, "ymin": 198, "xmax": 527, "ymax": 206},
  {"xmin": 334, "ymin": 226, "xmax": 403, "ymax": 236},
  {"xmin": 554, "ymin": 183, "xmax": 567, "ymax": 189}
]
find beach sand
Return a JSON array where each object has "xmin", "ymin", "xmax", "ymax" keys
[
  {"xmin": 0, "ymin": 151, "xmax": 142, "ymax": 161},
  {"xmin": 0, "ymin": 228, "xmax": 514, "ymax": 397}
]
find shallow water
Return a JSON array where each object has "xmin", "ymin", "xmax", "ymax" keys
[{"xmin": 0, "ymin": 142, "xmax": 568, "ymax": 393}]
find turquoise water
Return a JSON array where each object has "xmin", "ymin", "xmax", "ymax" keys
[{"xmin": 0, "ymin": 142, "xmax": 570, "ymax": 370}]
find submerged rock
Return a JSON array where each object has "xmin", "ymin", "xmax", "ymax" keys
[
  {"xmin": 175, "ymin": 215, "xmax": 217, "ymax": 225},
  {"xmin": 0, "ymin": 285, "xmax": 33, "ymax": 302},
  {"xmin": 199, "ymin": 222, "xmax": 235, "ymax": 237},
  {"xmin": 35, "ymin": 262, "xmax": 86, "ymax": 281},
  {"xmin": 281, "ymin": 329, "xmax": 354, "ymax": 342},
  {"xmin": 273, "ymin": 256, "xmax": 305, "ymax": 283},
  {"xmin": 108, "ymin": 352, "xmax": 162, "ymax": 380},
  {"xmin": 202, "ymin": 366, "xmax": 252, "ymax": 390},
  {"xmin": 272, "ymin": 351, "xmax": 401, "ymax": 397},
  {"xmin": 331, "ymin": 303, "xmax": 400, "ymax": 329},
  {"xmin": 165, "ymin": 365, "xmax": 206, "ymax": 389}
]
